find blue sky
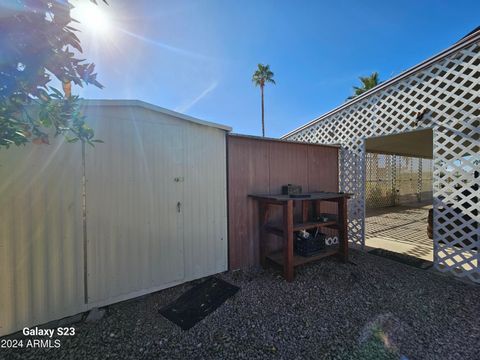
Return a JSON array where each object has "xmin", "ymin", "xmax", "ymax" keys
[{"xmin": 74, "ymin": 0, "xmax": 479, "ymax": 138}]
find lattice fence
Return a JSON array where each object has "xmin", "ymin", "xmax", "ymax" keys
[
  {"xmin": 365, "ymin": 153, "xmax": 394, "ymax": 208},
  {"xmin": 366, "ymin": 154, "xmax": 433, "ymax": 209},
  {"xmin": 286, "ymin": 37, "xmax": 480, "ymax": 282}
]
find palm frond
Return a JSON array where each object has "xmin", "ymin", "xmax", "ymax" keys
[
  {"xmin": 252, "ymin": 63, "xmax": 276, "ymax": 87},
  {"xmin": 346, "ymin": 72, "xmax": 380, "ymax": 101}
]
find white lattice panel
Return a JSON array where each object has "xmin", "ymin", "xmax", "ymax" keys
[{"xmin": 286, "ymin": 38, "xmax": 480, "ymax": 282}]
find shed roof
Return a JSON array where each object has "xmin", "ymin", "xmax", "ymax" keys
[{"xmin": 80, "ymin": 99, "xmax": 232, "ymax": 132}]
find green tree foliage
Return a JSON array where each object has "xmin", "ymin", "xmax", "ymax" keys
[
  {"xmin": 347, "ymin": 72, "xmax": 380, "ymax": 100},
  {"xmin": 252, "ymin": 63, "xmax": 275, "ymax": 137},
  {"xmin": 0, "ymin": 0, "xmax": 106, "ymax": 149}
]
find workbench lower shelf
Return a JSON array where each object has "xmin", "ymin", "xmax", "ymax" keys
[
  {"xmin": 266, "ymin": 248, "xmax": 339, "ymax": 267},
  {"xmin": 249, "ymin": 191, "xmax": 350, "ymax": 281}
]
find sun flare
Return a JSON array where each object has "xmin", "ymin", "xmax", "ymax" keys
[{"xmin": 71, "ymin": 1, "xmax": 111, "ymax": 34}]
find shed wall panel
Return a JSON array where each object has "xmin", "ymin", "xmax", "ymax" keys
[
  {"xmin": 227, "ymin": 137, "xmax": 270, "ymax": 270},
  {"xmin": 0, "ymin": 138, "xmax": 84, "ymax": 336}
]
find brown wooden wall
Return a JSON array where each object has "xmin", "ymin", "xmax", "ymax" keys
[{"xmin": 227, "ymin": 134, "xmax": 339, "ymax": 269}]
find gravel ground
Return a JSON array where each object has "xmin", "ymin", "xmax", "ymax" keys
[{"xmin": 2, "ymin": 249, "xmax": 479, "ymax": 360}]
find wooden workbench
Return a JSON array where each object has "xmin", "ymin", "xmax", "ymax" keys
[{"xmin": 249, "ymin": 192, "xmax": 350, "ymax": 281}]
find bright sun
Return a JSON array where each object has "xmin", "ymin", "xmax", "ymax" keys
[{"xmin": 71, "ymin": 1, "xmax": 111, "ymax": 34}]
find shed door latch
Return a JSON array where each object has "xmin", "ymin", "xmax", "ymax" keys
[{"xmin": 177, "ymin": 201, "xmax": 181, "ymax": 213}]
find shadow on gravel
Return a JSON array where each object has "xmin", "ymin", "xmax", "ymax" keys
[{"xmin": 368, "ymin": 248, "xmax": 433, "ymax": 270}]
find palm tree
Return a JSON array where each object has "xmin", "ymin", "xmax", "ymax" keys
[
  {"xmin": 252, "ymin": 64, "xmax": 275, "ymax": 137},
  {"xmin": 347, "ymin": 72, "xmax": 380, "ymax": 100}
]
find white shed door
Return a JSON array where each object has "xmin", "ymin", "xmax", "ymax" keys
[
  {"xmin": 148, "ymin": 124, "xmax": 185, "ymax": 286},
  {"xmin": 86, "ymin": 120, "xmax": 186, "ymax": 303}
]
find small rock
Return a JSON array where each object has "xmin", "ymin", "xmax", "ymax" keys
[{"xmin": 85, "ymin": 307, "xmax": 105, "ymax": 323}]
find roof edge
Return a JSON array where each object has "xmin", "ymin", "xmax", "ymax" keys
[
  {"xmin": 282, "ymin": 27, "xmax": 480, "ymax": 139},
  {"xmin": 228, "ymin": 133, "xmax": 340, "ymax": 148},
  {"xmin": 80, "ymin": 99, "xmax": 232, "ymax": 132}
]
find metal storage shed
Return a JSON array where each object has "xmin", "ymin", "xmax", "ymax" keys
[{"xmin": 0, "ymin": 100, "xmax": 231, "ymax": 336}]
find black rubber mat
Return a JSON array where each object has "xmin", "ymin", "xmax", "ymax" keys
[
  {"xmin": 159, "ymin": 277, "xmax": 239, "ymax": 330},
  {"xmin": 368, "ymin": 248, "xmax": 433, "ymax": 270}
]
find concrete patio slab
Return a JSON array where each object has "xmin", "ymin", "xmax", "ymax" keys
[{"xmin": 365, "ymin": 204, "xmax": 433, "ymax": 261}]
